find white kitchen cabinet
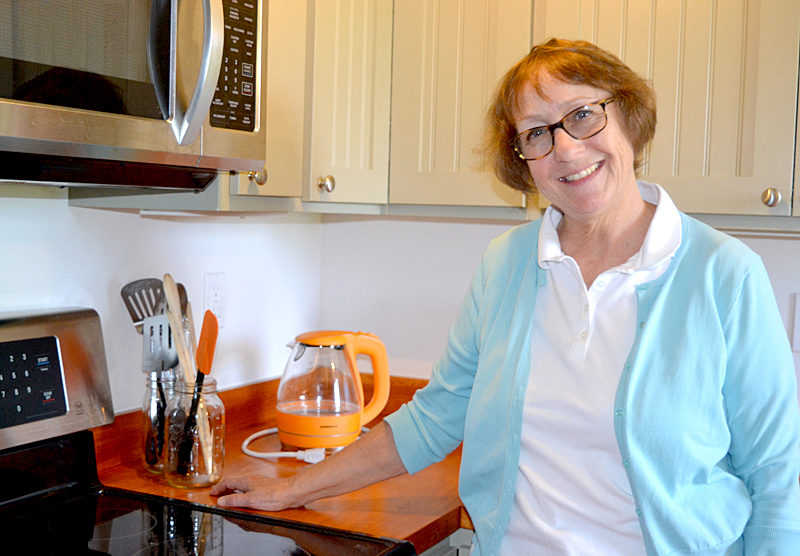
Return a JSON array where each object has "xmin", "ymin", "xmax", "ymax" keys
[
  {"xmin": 305, "ymin": 0, "xmax": 532, "ymax": 212},
  {"xmin": 532, "ymin": 0, "xmax": 800, "ymax": 217},
  {"xmin": 304, "ymin": 0, "xmax": 393, "ymax": 204},
  {"xmin": 233, "ymin": 0, "xmax": 309, "ymax": 199},
  {"xmin": 388, "ymin": 0, "xmax": 530, "ymax": 208}
]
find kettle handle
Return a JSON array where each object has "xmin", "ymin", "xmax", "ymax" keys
[{"xmin": 345, "ymin": 333, "xmax": 391, "ymax": 426}]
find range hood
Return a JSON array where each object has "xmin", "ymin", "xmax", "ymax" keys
[{"xmin": 0, "ymin": 150, "xmax": 217, "ymax": 191}]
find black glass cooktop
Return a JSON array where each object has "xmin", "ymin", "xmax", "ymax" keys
[
  {"xmin": 0, "ymin": 432, "xmax": 415, "ymax": 556},
  {"xmin": 1, "ymin": 488, "xmax": 412, "ymax": 555}
]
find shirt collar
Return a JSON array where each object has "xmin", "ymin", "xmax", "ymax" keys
[{"xmin": 538, "ymin": 181, "xmax": 682, "ymax": 272}]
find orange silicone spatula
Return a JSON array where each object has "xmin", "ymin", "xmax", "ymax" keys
[{"xmin": 196, "ymin": 310, "xmax": 219, "ymax": 377}]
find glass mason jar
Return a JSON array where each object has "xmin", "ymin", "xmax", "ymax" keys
[
  {"xmin": 142, "ymin": 370, "xmax": 175, "ymax": 473},
  {"xmin": 164, "ymin": 377, "xmax": 225, "ymax": 488}
]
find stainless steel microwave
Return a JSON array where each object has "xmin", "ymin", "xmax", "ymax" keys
[{"xmin": 0, "ymin": 0, "xmax": 266, "ymax": 191}]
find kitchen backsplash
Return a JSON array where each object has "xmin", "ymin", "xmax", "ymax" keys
[{"xmin": 2, "ymin": 190, "xmax": 799, "ymax": 412}]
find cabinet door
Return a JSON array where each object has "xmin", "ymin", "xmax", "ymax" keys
[
  {"xmin": 532, "ymin": 0, "xmax": 800, "ymax": 216},
  {"xmin": 306, "ymin": 0, "xmax": 393, "ymax": 204},
  {"xmin": 389, "ymin": 0, "xmax": 530, "ymax": 207},
  {"xmin": 234, "ymin": 0, "xmax": 308, "ymax": 198}
]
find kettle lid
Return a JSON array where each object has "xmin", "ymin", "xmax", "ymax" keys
[{"xmin": 296, "ymin": 330, "xmax": 354, "ymax": 347}]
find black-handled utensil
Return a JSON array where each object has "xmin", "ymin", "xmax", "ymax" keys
[{"xmin": 176, "ymin": 310, "xmax": 218, "ymax": 475}]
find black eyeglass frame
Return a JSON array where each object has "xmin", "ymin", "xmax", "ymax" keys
[{"xmin": 510, "ymin": 97, "xmax": 616, "ymax": 161}]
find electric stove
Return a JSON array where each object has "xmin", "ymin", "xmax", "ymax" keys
[{"xmin": 0, "ymin": 308, "xmax": 415, "ymax": 555}]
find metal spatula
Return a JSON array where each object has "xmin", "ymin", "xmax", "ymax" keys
[
  {"xmin": 141, "ymin": 314, "xmax": 178, "ymax": 372},
  {"xmin": 141, "ymin": 313, "xmax": 178, "ymax": 466},
  {"xmin": 121, "ymin": 278, "xmax": 164, "ymax": 333}
]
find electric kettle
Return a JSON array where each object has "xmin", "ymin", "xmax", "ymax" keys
[{"xmin": 276, "ymin": 330, "xmax": 391, "ymax": 452}]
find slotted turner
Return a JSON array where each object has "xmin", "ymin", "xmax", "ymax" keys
[
  {"xmin": 121, "ymin": 278, "xmax": 164, "ymax": 334},
  {"xmin": 141, "ymin": 314, "xmax": 178, "ymax": 372},
  {"xmin": 141, "ymin": 313, "xmax": 178, "ymax": 466}
]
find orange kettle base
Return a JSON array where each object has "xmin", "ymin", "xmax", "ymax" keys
[{"xmin": 276, "ymin": 407, "xmax": 361, "ymax": 450}]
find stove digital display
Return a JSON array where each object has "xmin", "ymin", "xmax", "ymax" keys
[{"xmin": 0, "ymin": 335, "xmax": 67, "ymax": 429}]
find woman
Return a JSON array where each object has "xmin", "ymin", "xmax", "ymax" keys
[{"xmin": 212, "ymin": 39, "xmax": 800, "ymax": 554}]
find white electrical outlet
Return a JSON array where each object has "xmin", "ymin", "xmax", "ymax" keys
[{"xmin": 204, "ymin": 272, "xmax": 225, "ymax": 328}]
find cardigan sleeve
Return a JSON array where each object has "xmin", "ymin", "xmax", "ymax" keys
[{"xmin": 721, "ymin": 258, "xmax": 800, "ymax": 552}]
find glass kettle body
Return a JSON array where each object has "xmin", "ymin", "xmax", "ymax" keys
[{"xmin": 276, "ymin": 330, "xmax": 390, "ymax": 451}]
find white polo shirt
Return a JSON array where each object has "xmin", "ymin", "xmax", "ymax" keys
[{"xmin": 499, "ymin": 181, "xmax": 682, "ymax": 555}]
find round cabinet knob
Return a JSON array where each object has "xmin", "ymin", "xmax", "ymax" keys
[
  {"xmin": 317, "ymin": 175, "xmax": 336, "ymax": 193},
  {"xmin": 761, "ymin": 187, "xmax": 782, "ymax": 207},
  {"xmin": 248, "ymin": 168, "xmax": 268, "ymax": 185}
]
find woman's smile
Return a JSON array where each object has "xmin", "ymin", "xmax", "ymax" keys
[{"xmin": 560, "ymin": 161, "xmax": 602, "ymax": 183}]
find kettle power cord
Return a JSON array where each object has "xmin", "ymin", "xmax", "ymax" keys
[
  {"xmin": 241, "ymin": 428, "xmax": 326, "ymax": 463},
  {"xmin": 241, "ymin": 426, "xmax": 370, "ymax": 464}
]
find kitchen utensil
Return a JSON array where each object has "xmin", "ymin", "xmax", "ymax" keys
[
  {"xmin": 163, "ymin": 274, "xmax": 195, "ymax": 384},
  {"xmin": 163, "ymin": 273, "xmax": 213, "ymax": 474},
  {"xmin": 142, "ymin": 371, "xmax": 175, "ymax": 472},
  {"xmin": 276, "ymin": 330, "xmax": 390, "ymax": 451},
  {"xmin": 176, "ymin": 310, "xmax": 219, "ymax": 476},
  {"xmin": 121, "ymin": 278, "xmax": 163, "ymax": 334},
  {"xmin": 141, "ymin": 314, "xmax": 178, "ymax": 373},
  {"xmin": 185, "ymin": 301, "xmax": 198, "ymax": 359},
  {"xmin": 176, "ymin": 282, "xmax": 197, "ymax": 366},
  {"xmin": 140, "ymin": 313, "xmax": 178, "ymax": 472},
  {"xmin": 177, "ymin": 282, "xmax": 189, "ymax": 317}
]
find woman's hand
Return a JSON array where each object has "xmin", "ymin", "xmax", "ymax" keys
[
  {"xmin": 210, "ymin": 474, "xmax": 299, "ymax": 511},
  {"xmin": 210, "ymin": 422, "xmax": 407, "ymax": 511}
]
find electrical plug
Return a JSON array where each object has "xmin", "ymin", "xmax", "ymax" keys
[{"xmin": 297, "ymin": 448, "xmax": 326, "ymax": 464}]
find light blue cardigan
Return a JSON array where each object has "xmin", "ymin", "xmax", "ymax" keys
[{"xmin": 385, "ymin": 214, "xmax": 800, "ymax": 555}]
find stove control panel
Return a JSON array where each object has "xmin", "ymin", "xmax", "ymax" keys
[
  {"xmin": 0, "ymin": 336, "xmax": 67, "ymax": 429},
  {"xmin": 0, "ymin": 308, "xmax": 113, "ymax": 451}
]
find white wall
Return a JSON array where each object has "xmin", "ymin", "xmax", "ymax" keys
[
  {"xmin": 0, "ymin": 187, "xmax": 323, "ymax": 413},
  {"xmin": 318, "ymin": 215, "xmax": 516, "ymax": 377}
]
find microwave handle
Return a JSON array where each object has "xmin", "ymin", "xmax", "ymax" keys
[
  {"xmin": 172, "ymin": 0, "xmax": 224, "ymax": 146},
  {"xmin": 147, "ymin": 0, "xmax": 171, "ymax": 120}
]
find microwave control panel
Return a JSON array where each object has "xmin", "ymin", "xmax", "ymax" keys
[
  {"xmin": 0, "ymin": 336, "xmax": 68, "ymax": 430},
  {"xmin": 211, "ymin": 0, "xmax": 258, "ymax": 132}
]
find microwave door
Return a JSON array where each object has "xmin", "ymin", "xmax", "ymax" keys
[{"xmin": 0, "ymin": 0, "xmax": 202, "ymax": 166}]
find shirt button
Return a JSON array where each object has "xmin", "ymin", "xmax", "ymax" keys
[
  {"xmin": 622, "ymin": 459, "xmax": 630, "ymax": 467},
  {"xmin": 615, "ymin": 409, "xmax": 624, "ymax": 417},
  {"xmin": 639, "ymin": 321, "xmax": 645, "ymax": 329},
  {"xmin": 583, "ymin": 303, "xmax": 589, "ymax": 313},
  {"xmin": 635, "ymin": 508, "xmax": 642, "ymax": 516},
  {"xmin": 580, "ymin": 330, "xmax": 588, "ymax": 340}
]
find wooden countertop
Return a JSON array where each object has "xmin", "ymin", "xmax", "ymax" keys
[{"xmin": 92, "ymin": 377, "xmax": 467, "ymax": 554}]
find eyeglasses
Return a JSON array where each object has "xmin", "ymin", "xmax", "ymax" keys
[{"xmin": 511, "ymin": 97, "xmax": 615, "ymax": 161}]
